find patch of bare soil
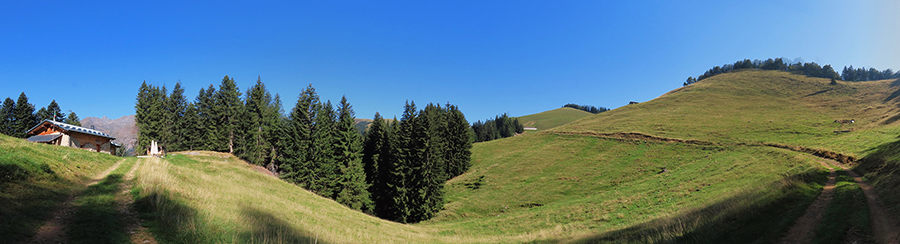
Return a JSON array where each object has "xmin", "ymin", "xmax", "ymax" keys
[
  {"xmin": 778, "ymin": 158, "xmax": 838, "ymax": 244},
  {"xmin": 26, "ymin": 160, "xmax": 125, "ymax": 244}
]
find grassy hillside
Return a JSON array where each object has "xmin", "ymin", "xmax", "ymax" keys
[
  {"xmin": 516, "ymin": 107, "xmax": 594, "ymax": 131},
  {"xmin": 0, "ymin": 134, "xmax": 119, "ymax": 242},
  {"xmin": 557, "ymin": 70, "xmax": 900, "ymax": 156}
]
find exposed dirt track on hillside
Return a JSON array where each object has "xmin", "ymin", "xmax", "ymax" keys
[
  {"xmin": 123, "ymin": 158, "xmax": 158, "ymax": 244},
  {"xmin": 824, "ymin": 159, "xmax": 900, "ymax": 244},
  {"xmin": 551, "ymin": 131, "xmax": 858, "ymax": 163},
  {"xmin": 778, "ymin": 158, "xmax": 838, "ymax": 244},
  {"xmin": 26, "ymin": 160, "xmax": 124, "ymax": 244}
]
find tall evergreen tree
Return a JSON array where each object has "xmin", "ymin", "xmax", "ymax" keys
[
  {"xmin": 279, "ymin": 84, "xmax": 320, "ymax": 189},
  {"xmin": 242, "ymin": 77, "xmax": 279, "ymax": 165},
  {"xmin": 135, "ymin": 82, "xmax": 167, "ymax": 154},
  {"xmin": 195, "ymin": 85, "xmax": 220, "ymax": 151},
  {"xmin": 36, "ymin": 100, "xmax": 65, "ymax": 122},
  {"xmin": 66, "ymin": 112, "xmax": 81, "ymax": 126},
  {"xmin": 182, "ymin": 102, "xmax": 201, "ymax": 150},
  {"xmin": 363, "ymin": 113, "xmax": 393, "ymax": 216},
  {"xmin": 13, "ymin": 92, "xmax": 37, "ymax": 138},
  {"xmin": 166, "ymin": 82, "xmax": 188, "ymax": 152},
  {"xmin": 310, "ymin": 100, "xmax": 338, "ymax": 197},
  {"xmin": 334, "ymin": 96, "xmax": 372, "ymax": 211},
  {"xmin": 443, "ymin": 103, "xmax": 472, "ymax": 178},
  {"xmin": 215, "ymin": 75, "xmax": 244, "ymax": 153},
  {"xmin": 391, "ymin": 101, "xmax": 419, "ymax": 223},
  {"xmin": 0, "ymin": 97, "xmax": 15, "ymax": 136}
]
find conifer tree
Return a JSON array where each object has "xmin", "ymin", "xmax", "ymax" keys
[
  {"xmin": 279, "ymin": 84, "xmax": 320, "ymax": 188},
  {"xmin": 195, "ymin": 85, "xmax": 220, "ymax": 151},
  {"xmin": 0, "ymin": 97, "xmax": 15, "ymax": 136},
  {"xmin": 66, "ymin": 112, "xmax": 81, "ymax": 126},
  {"xmin": 334, "ymin": 96, "xmax": 372, "ymax": 211},
  {"xmin": 443, "ymin": 103, "xmax": 472, "ymax": 178},
  {"xmin": 135, "ymin": 82, "xmax": 167, "ymax": 154},
  {"xmin": 182, "ymin": 102, "xmax": 200, "ymax": 150},
  {"xmin": 310, "ymin": 100, "xmax": 338, "ymax": 197},
  {"xmin": 166, "ymin": 82, "xmax": 188, "ymax": 151},
  {"xmin": 391, "ymin": 101, "xmax": 419, "ymax": 223},
  {"xmin": 243, "ymin": 77, "xmax": 279, "ymax": 165},
  {"xmin": 13, "ymin": 92, "xmax": 37, "ymax": 138},
  {"xmin": 363, "ymin": 112, "xmax": 393, "ymax": 216},
  {"xmin": 36, "ymin": 100, "xmax": 65, "ymax": 122},
  {"xmin": 215, "ymin": 75, "xmax": 244, "ymax": 153}
]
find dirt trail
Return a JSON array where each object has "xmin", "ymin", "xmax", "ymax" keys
[
  {"xmin": 25, "ymin": 158, "xmax": 158, "ymax": 244},
  {"xmin": 824, "ymin": 160, "xmax": 900, "ymax": 244},
  {"xmin": 27, "ymin": 160, "xmax": 125, "ymax": 244},
  {"xmin": 121, "ymin": 158, "xmax": 158, "ymax": 244},
  {"xmin": 778, "ymin": 158, "xmax": 838, "ymax": 244}
]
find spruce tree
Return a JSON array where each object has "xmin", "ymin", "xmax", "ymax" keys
[
  {"xmin": 195, "ymin": 85, "xmax": 220, "ymax": 151},
  {"xmin": 13, "ymin": 92, "xmax": 37, "ymax": 138},
  {"xmin": 0, "ymin": 97, "xmax": 15, "ymax": 136},
  {"xmin": 311, "ymin": 100, "xmax": 338, "ymax": 197},
  {"xmin": 279, "ymin": 84, "xmax": 320, "ymax": 189},
  {"xmin": 243, "ymin": 77, "xmax": 278, "ymax": 165},
  {"xmin": 135, "ymin": 82, "xmax": 167, "ymax": 154},
  {"xmin": 215, "ymin": 75, "xmax": 244, "ymax": 153},
  {"xmin": 363, "ymin": 112, "xmax": 392, "ymax": 216},
  {"xmin": 66, "ymin": 112, "xmax": 81, "ymax": 126},
  {"xmin": 183, "ymin": 102, "xmax": 200, "ymax": 150},
  {"xmin": 334, "ymin": 96, "xmax": 372, "ymax": 211},
  {"xmin": 167, "ymin": 82, "xmax": 188, "ymax": 152},
  {"xmin": 443, "ymin": 103, "xmax": 472, "ymax": 178}
]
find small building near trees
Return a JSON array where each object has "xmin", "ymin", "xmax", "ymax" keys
[{"xmin": 25, "ymin": 119, "xmax": 120, "ymax": 155}]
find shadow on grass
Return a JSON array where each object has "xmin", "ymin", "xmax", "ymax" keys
[
  {"xmin": 238, "ymin": 205, "xmax": 324, "ymax": 244},
  {"xmin": 0, "ymin": 160, "xmax": 71, "ymax": 243},
  {"xmin": 67, "ymin": 174, "xmax": 130, "ymax": 244},
  {"xmin": 882, "ymin": 78, "xmax": 900, "ymax": 102},
  {"xmin": 853, "ymin": 139, "xmax": 900, "ymax": 223},
  {"xmin": 528, "ymin": 170, "xmax": 826, "ymax": 244},
  {"xmin": 134, "ymin": 189, "xmax": 322, "ymax": 243}
]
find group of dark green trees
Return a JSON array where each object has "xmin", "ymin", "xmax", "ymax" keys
[
  {"xmin": 471, "ymin": 113, "xmax": 523, "ymax": 142},
  {"xmin": 0, "ymin": 92, "xmax": 81, "ymax": 138},
  {"xmin": 684, "ymin": 58, "xmax": 900, "ymax": 86},
  {"xmin": 563, "ymin": 103, "xmax": 610, "ymax": 114},
  {"xmin": 134, "ymin": 76, "xmax": 473, "ymax": 223}
]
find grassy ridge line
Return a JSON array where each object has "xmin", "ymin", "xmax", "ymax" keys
[
  {"xmin": 0, "ymin": 134, "xmax": 120, "ymax": 242},
  {"xmin": 516, "ymin": 107, "xmax": 593, "ymax": 131},
  {"xmin": 556, "ymin": 70, "xmax": 900, "ymax": 156}
]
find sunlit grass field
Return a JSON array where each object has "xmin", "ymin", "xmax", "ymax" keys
[{"xmin": 516, "ymin": 107, "xmax": 594, "ymax": 131}]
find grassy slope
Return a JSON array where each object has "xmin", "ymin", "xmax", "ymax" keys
[
  {"xmin": 516, "ymin": 107, "xmax": 594, "ymax": 131},
  {"xmin": 0, "ymin": 133, "xmax": 120, "ymax": 242},
  {"xmin": 558, "ymin": 70, "xmax": 900, "ymax": 156}
]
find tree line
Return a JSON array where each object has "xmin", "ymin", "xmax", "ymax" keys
[
  {"xmin": 0, "ymin": 92, "xmax": 82, "ymax": 138},
  {"xmin": 683, "ymin": 58, "xmax": 900, "ymax": 86},
  {"xmin": 134, "ymin": 76, "xmax": 472, "ymax": 223},
  {"xmin": 563, "ymin": 103, "xmax": 610, "ymax": 114},
  {"xmin": 471, "ymin": 113, "xmax": 523, "ymax": 143}
]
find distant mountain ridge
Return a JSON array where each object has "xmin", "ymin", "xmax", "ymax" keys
[{"xmin": 80, "ymin": 115, "xmax": 137, "ymax": 154}]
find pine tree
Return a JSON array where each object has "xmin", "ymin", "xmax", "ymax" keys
[
  {"xmin": 167, "ymin": 82, "xmax": 188, "ymax": 152},
  {"xmin": 279, "ymin": 84, "xmax": 320, "ymax": 189},
  {"xmin": 66, "ymin": 112, "xmax": 81, "ymax": 126},
  {"xmin": 0, "ymin": 97, "xmax": 15, "ymax": 136},
  {"xmin": 391, "ymin": 101, "xmax": 418, "ymax": 223},
  {"xmin": 135, "ymin": 82, "xmax": 167, "ymax": 154},
  {"xmin": 195, "ymin": 85, "xmax": 220, "ymax": 151},
  {"xmin": 363, "ymin": 112, "xmax": 392, "ymax": 216},
  {"xmin": 243, "ymin": 77, "xmax": 278, "ymax": 165},
  {"xmin": 443, "ymin": 103, "xmax": 472, "ymax": 178},
  {"xmin": 183, "ymin": 102, "xmax": 200, "ymax": 150},
  {"xmin": 311, "ymin": 100, "xmax": 338, "ymax": 197},
  {"xmin": 334, "ymin": 96, "xmax": 372, "ymax": 211},
  {"xmin": 13, "ymin": 92, "xmax": 37, "ymax": 138},
  {"xmin": 215, "ymin": 75, "xmax": 244, "ymax": 153}
]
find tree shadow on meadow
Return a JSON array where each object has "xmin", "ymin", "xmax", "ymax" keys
[
  {"xmin": 0, "ymin": 159, "xmax": 74, "ymax": 243},
  {"xmin": 66, "ymin": 174, "xmax": 130, "ymax": 244},
  {"xmin": 237, "ymin": 205, "xmax": 324, "ymax": 244},
  {"xmin": 853, "ymin": 138, "xmax": 900, "ymax": 221},
  {"xmin": 528, "ymin": 170, "xmax": 826, "ymax": 244}
]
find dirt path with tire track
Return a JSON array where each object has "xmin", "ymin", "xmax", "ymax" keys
[{"xmin": 778, "ymin": 158, "xmax": 838, "ymax": 243}]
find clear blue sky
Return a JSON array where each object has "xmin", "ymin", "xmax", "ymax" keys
[{"xmin": 2, "ymin": 1, "xmax": 898, "ymax": 122}]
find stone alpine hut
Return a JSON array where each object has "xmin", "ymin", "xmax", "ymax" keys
[{"xmin": 25, "ymin": 119, "xmax": 120, "ymax": 155}]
